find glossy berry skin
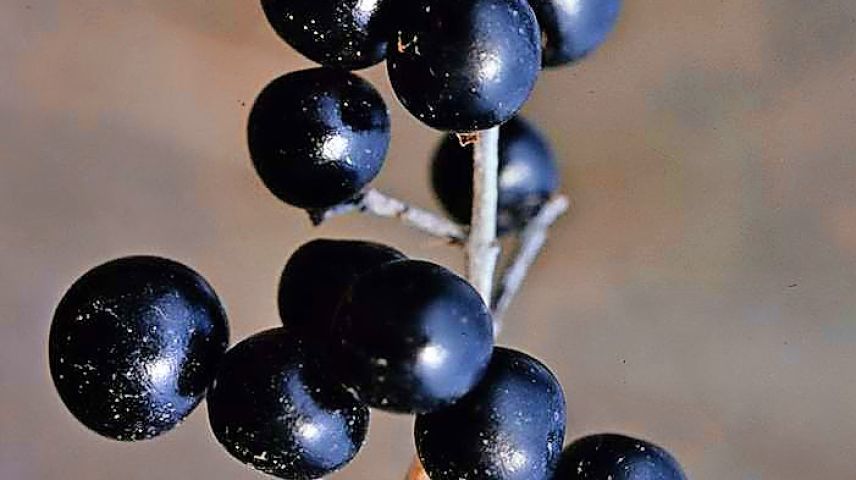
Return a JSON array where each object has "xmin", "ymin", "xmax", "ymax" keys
[
  {"xmin": 529, "ymin": 0, "xmax": 622, "ymax": 67},
  {"xmin": 248, "ymin": 68, "xmax": 390, "ymax": 209},
  {"xmin": 332, "ymin": 260, "xmax": 494, "ymax": 413},
  {"xmin": 553, "ymin": 434, "xmax": 687, "ymax": 480},
  {"xmin": 387, "ymin": 0, "xmax": 542, "ymax": 132},
  {"xmin": 432, "ymin": 116, "xmax": 559, "ymax": 233},
  {"xmin": 415, "ymin": 347, "xmax": 566, "ymax": 480},
  {"xmin": 278, "ymin": 239, "xmax": 406, "ymax": 340},
  {"xmin": 207, "ymin": 328, "xmax": 369, "ymax": 480},
  {"xmin": 261, "ymin": 0, "xmax": 391, "ymax": 70},
  {"xmin": 49, "ymin": 256, "xmax": 229, "ymax": 441}
]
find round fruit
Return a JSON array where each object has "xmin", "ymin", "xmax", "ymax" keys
[
  {"xmin": 207, "ymin": 328, "xmax": 369, "ymax": 479},
  {"xmin": 278, "ymin": 239, "xmax": 406, "ymax": 339},
  {"xmin": 49, "ymin": 256, "xmax": 229, "ymax": 441},
  {"xmin": 248, "ymin": 68, "xmax": 390, "ymax": 209},
  {"xmin": 431, "ymin": 116, "xmax": 559, "ymax": 233},
  {"xmin": 261, "ymin": 0, "xmax": 392, "ymax": 70},
  {"xmin": 415, "ymin": 347, "xmax": 566, "ymax": 480},
  {"xmin": 553, "ymin": 434, "xmax": 687, "ymax": 479},
  {"xmin": 529, "ymin": 0, "xmax": 622, "ymax": 67},
  {"xmin": 331, "ymin": 259, "xmax": 494, "ymax": 413},
  {"xmin": 387, "ymin": 0, "xmax": 542, "ymax": 132}
]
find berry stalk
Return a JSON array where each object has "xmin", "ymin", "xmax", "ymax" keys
[{"xmin": 466, "ymin": 126, "xmax": 501, "ymax": 301}]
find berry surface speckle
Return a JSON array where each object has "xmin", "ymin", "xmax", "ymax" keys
[
  {"xmin": 261, "ymin": 0, "xmax": 392, "ymax": 70},
  {"xmin": 415, "ymin": 347, "xmax": 566, "ymax": 480},
  {"xmin": 332, "ymin": 259, "xmax": 495, "ymax": 413},
  {"xmin": 387, "ymin": 0, "xmax": 542, "ymax": 131},
  {"xmin": 207, "ymin": 328, "xmax": 369, "ymax": 479},
  {"xmin": 49, "ymin": 256, "xmax": 229, "ymax": 441},
  {"xmin": 248, "ymin": 67, "xmax": 390, "ymax": 209},
  {"xmin": 553, "ymin": 433, "xmax": 687, "ymax": 480}
]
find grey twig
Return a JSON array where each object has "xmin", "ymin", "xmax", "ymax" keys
[
  {"xmin": 311, "ymin": 189, "xmax": 467, "ymax": 244},
  {"xmin": 492, "ymin": 195, "xmax": 570, "ymax": 332},
  {"xmin": 466, "ymin": 126, "xmax": 501, "ymax": 303}
]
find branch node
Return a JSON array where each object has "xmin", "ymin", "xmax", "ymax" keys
[{"xmin": 456, "ymin": 131, "xmax": 481, "ymax": 146}]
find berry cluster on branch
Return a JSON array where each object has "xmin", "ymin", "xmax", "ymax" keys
[{"xmin": 48, "ymin": 0, "xmax": 689, "ymax": 479}]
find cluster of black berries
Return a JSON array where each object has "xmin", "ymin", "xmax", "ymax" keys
[
  {"xmin": 249, "ymin": 0, "xmax": 623, "ymax": 212},
  {"xmin": 48, "ymin": 251, "xmax": 683, "ymax": 480},
  {"xmin": 49, "ymin": 0, "xmax": 690, "ymax": 479}
]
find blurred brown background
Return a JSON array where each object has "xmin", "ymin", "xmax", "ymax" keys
[{"xmin": 2, "ymin": 0, "xmax": 856, "ymax": 478}]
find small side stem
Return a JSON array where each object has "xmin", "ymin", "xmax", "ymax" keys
[
  {"xmin": 492, "ymin": 195, "xmax": 570, "ymax": 330},
  {"xmin": 466, "ymin": 126, "xmax": 501, "ymax": 301},
  {"xmin": 311, "ymin": 189, "xmax": 466, "ymax": 244}
]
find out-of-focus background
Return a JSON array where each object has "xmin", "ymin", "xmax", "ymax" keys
[{"xmin": 2, "ymin": 1, "xmax": 855, "ymax": 478}]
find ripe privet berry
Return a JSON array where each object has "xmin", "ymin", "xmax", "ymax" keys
[
  {"xmin": 387, "ymin": 0, "xmax": 542, "ymax": 132},
  {"xmin": 207, "ymin": 328, "xmax": 369, "ymax": 479},
  {"xmin": 278, "ymin": 239, "xmax": 406, "ymax": 340},
  {"xmin": 529, "ymin": 0, "xmax": 622, "ymax": 67},
  {"xmin": 553, "ymin": 434, "xmax": 687, "ymax": 480},
  {"xmin": 49, "ymin": 256, "xmax": 229, "ymax": 441},
  {"xmin": 332, "ymin": 260, "xmax": 494, "ymax": 413},
  {"xmin": 261, "ymin": 0, "xmax": 392, "ymax": 70},
  {"xmin": 415, "ymin": 347, "xmax": 566, "ymax": 480},
  {"xmin": 431, "ymin": 116, "xmax": 559, "ymax": 233},
  {"xmin": 248, "ymin": 68, "xmax": 390, "ymax": 209}
]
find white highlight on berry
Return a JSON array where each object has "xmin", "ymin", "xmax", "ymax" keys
[
  {"xmin": 565, "ymin": 0, "xmax": 584, "ymax": 18},
  {"xmin": 320, "ymin": 133, "xmax": 350, "ymax": 162},
  {"xmin": 301, "ymin": 423, "xmax": 321, "ymax": 440},
  {"xmin": 354, "ymin": 0, "xmax": 379, "ymax": 23},
  {"xmin": 479, "ymin": 54, "xmax": 502, "ymax": 81},
  {"xmin": 145, "ymin": 357, "xmax": 175, "ymax": 386},
  {"xmin": 418, "ymin": 344, "xmax": 448, "ymax": 369}
]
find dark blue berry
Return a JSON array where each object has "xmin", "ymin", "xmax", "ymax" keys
[
  {"xmin": 529, "ymin": 0, "xmax": 622, "ymax": 67},
  {"xmin": 278, "ymin": 239, "xmax": 406, "ymax": 340},
  {"xmin": 387, "ymin": 0, "xmax": 542, "ymax": 131},
  {"xmin": 261, "ymin": 0, "xmax": 392, "ymax": 70},
  {"xmin": 49, "ymin": 256, "xmax": 229, "ymax": 441},
  {"xmin": 552, "ymin": 434, "xmax": 687, "ymax": 480},
  {"xmin": 415, "ymin": 347, "xmax": 566, "ymax": 480},
  {"xmin": 332, "ymin": 260, "xmax": 494, "ymax": 413},
  {"xmin": 248, "ymin": 68, "xmax": 390, "ymax": 209},
  {"xmin": 431, "ymin": 116, "xmax": 559, "ymax": 233},
  {"xmin": 207, "ymin": 328, "xmax": 369, "ymax": 480}
]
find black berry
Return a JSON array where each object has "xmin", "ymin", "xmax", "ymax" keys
[
  {"xmin": 207, "ymin": 328, "xmax": 369, "ymax": 479},
  {"xmin": 278, "ymin": 239, "xmax": 406, "ymax": 340},
  {"xmin": 261, "ymin": 0, "xmax": 392, "ymax": 70},
  {"xmin": 387, "ymin": 0, "xmax": 542, "ymax": 132},
  {"xmin": 431, "ymin": 116, "xmax": 559, "ymax": 233},
  {"xmin": 248, "ymin": 68, "xmax": 390, "ymax": 209},
  {"xmin": 552, "ymin": 434, "xmax": 687, "ymax": 480},
  {"xmin": 529, "ymin": 0, "xmax": 622, "ymax": 67},
  {"xmin": 332, "ymin": 260, "xmax": 494, "ymax": 413},
  {"xmin": 415, "ymin": 347, "xmax": 566, "ymax": 480},
  {"xmin": 49, "ymin": 256, "xmax": 229, "ymax": 441}
]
